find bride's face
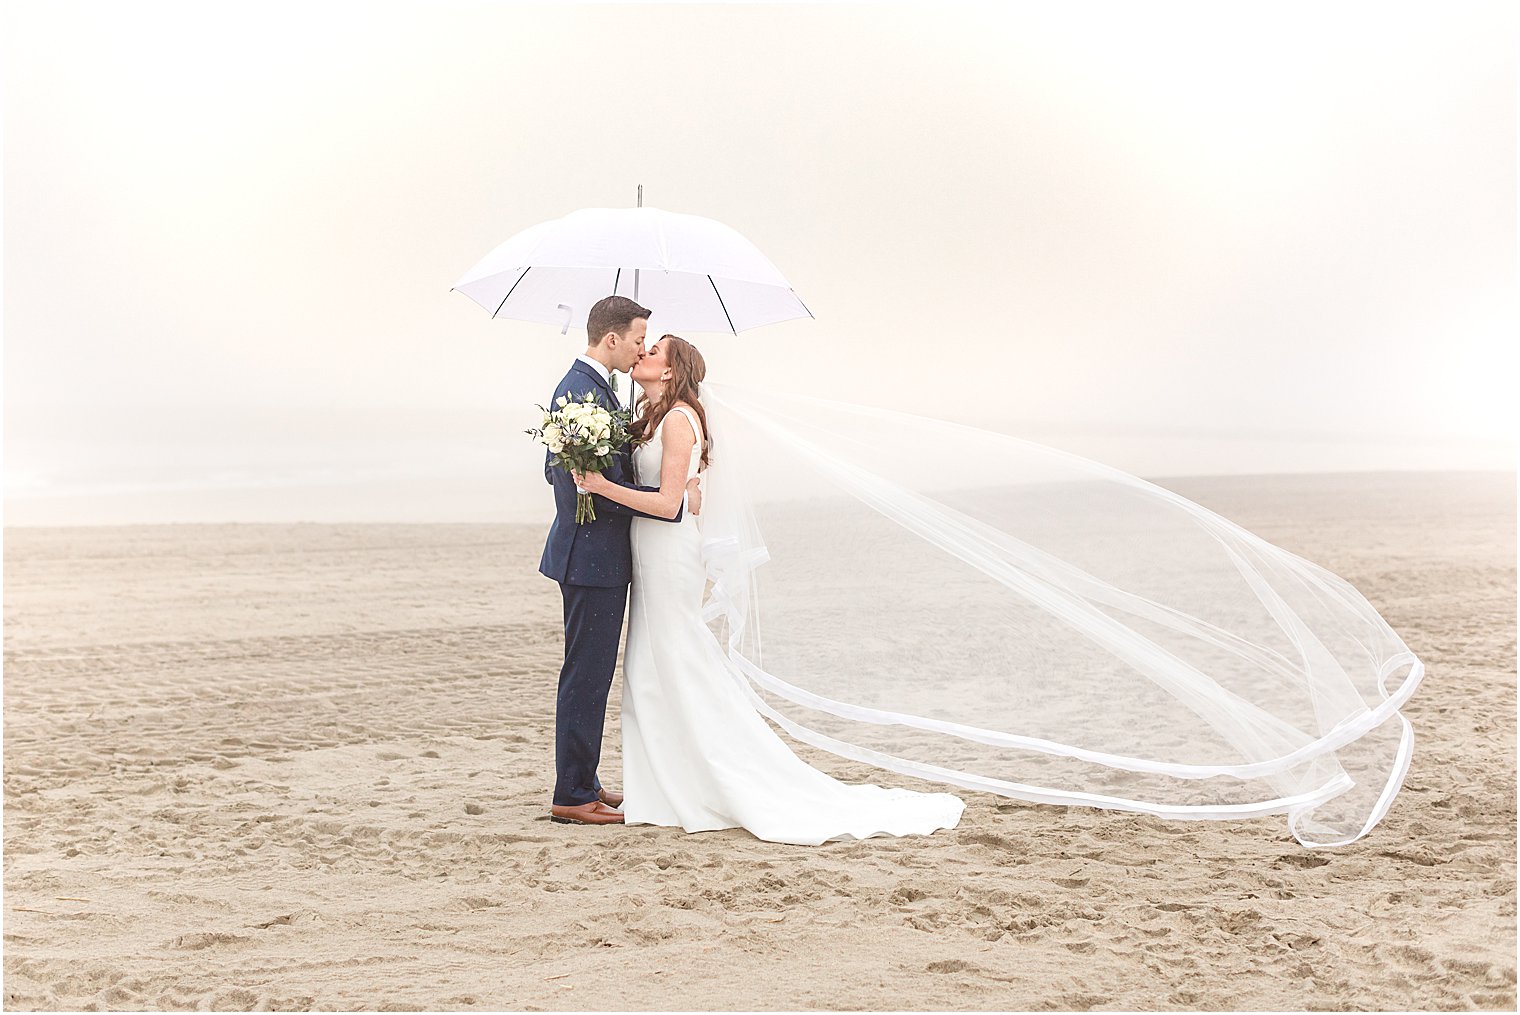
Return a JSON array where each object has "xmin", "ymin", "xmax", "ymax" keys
[{"xmin": 632, "ymin": 337, "xmax": 672, "ymax": 387}]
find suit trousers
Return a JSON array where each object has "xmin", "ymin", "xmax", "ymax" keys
[{"xmin": 553, "ymin": 581, "xmax": 630, "ymax": 806}]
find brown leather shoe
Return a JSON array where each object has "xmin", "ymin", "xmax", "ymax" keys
[
  {"xmin": 550, "ymin": 800, "xmax": 625, "ymax": 825},
  {"xmin": 597, "ymin": 787, "xmax": 624, "ymax": 809}
]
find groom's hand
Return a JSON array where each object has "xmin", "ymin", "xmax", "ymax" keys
[{"xmin": 686, "ymin": 476, "xmax": 703, "ymax": 516}]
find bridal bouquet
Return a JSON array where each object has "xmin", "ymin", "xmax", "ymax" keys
[{"xmin": 527, "ymin": 391, "xmax": 633, "ymax": 524}]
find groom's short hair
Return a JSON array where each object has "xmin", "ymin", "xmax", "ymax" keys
[{"xmin": 586, "ymin": 295, "xmax": 651, "ymax": 346}]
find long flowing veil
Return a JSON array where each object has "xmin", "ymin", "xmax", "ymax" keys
[{"xmin": 692, "ymin": 380, "xmax": 1422, "ymax": 848}]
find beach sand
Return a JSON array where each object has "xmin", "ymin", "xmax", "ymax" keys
[{"xmin": 3, "ymin": 471, "xmax": 1514, "ymax": 1011}]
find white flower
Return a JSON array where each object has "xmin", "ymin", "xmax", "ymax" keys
[{"xmin": 530, "ymin": 389, "xmax": 627, "ymax": 467}]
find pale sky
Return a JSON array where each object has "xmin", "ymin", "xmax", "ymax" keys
[{"xmin": 4, "ymin": 0, "xmax": 1515, "ymax": 524}]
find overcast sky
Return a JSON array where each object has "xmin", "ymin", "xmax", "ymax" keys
[{"xmin": 4, "ymin": 0, "xmax": 1515, "ymax": 524}]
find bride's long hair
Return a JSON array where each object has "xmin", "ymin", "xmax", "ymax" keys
[{"xmin": 630, "ymin": 334, "xmax": 711, "ymax": 469}]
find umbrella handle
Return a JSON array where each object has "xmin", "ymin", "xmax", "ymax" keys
[{"xmin": 557, "ymin": 304, "xmax": 573, "ymax": 335}]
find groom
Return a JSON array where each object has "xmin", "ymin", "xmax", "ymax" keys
[{"xmin": 540, "ymin": 295, "xmax": 700, "ymax": 826}]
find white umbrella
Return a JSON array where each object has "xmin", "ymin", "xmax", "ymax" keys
[{"xmin": 449, "ymin": 205, "xmax": 813, "ymax": 335}]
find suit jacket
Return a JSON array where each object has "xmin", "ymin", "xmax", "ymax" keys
[{"xmin": 538, "ymin": 359, "xmax": 683, "ymax": 587}]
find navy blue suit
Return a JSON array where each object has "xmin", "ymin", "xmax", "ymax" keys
[{"xmin": 540, "ymin": 359, "xmax": 683, "ymax": 807}]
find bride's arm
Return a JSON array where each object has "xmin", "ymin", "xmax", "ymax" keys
[{"xmin": 578, "ymin": 412, "xmax": 695, "ymax": 521}]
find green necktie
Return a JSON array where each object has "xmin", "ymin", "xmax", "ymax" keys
[{"xmin": 607, "ymin": 371, "xmax": 618, "ymax": 394}]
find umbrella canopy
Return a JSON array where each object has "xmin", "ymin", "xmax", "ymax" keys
[{"xmin": 450, "ymin": 206, "xmax": 813, "ymax": 335}]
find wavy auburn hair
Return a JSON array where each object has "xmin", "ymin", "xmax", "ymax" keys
[{"xmin": 629, "ymin": 334, "xmax": 711, "ymax": 470}]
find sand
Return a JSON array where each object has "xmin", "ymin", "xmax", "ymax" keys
[{"xmin": 3, "ymin": 470, "xmax": 1514, "ymax": 1011}]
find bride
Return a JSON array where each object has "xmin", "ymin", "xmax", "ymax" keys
[
  {"xmin": 580, "ymin": 336, "xmax": 1423, "ymax": 850},
  {"xmin": 577, "ymin": 335, "xmax": 966, "ymax": 844}
]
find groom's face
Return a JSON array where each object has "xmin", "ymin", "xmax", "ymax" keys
[{"xmin": 608, "ymin": 317, "xmax": 648, "ymax": 373}]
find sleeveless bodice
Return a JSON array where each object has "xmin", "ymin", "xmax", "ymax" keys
[{"xmin": 632, "ymin": 405, "xmax": 702, "ymax": 489}]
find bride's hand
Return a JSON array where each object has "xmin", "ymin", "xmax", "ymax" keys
[{"xmin": 575, "ymin": 468, "xmax": 608, "ymax": 493}]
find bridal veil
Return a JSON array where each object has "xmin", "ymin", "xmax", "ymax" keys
[{"xmin": 692, "ymin": 381, "xmax": 1423, "ymax": 848}]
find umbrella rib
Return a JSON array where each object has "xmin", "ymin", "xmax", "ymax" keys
[
  {"xmin": 708, "ymin": 275, "xmax": 738, "ymax": 335},
  {"xmin": 793, "ymin": 290, "xmax": 817, "ymax": 320},
  {"xmin": 492, "ymin": 267, "xmax": 532, "ymax": 319},
  {"xmin": 613, "ymin": 267, "xmax": 621, "ymax": 296}
]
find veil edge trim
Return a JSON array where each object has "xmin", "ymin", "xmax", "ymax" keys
[{"xmin": 727, "ymin": 639, "xmax": 1422, "ymax": 782}]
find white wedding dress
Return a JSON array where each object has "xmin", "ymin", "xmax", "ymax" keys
[{"xmin": 619, "ymin": 405, "xmax": 966, "ymax": 845}]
